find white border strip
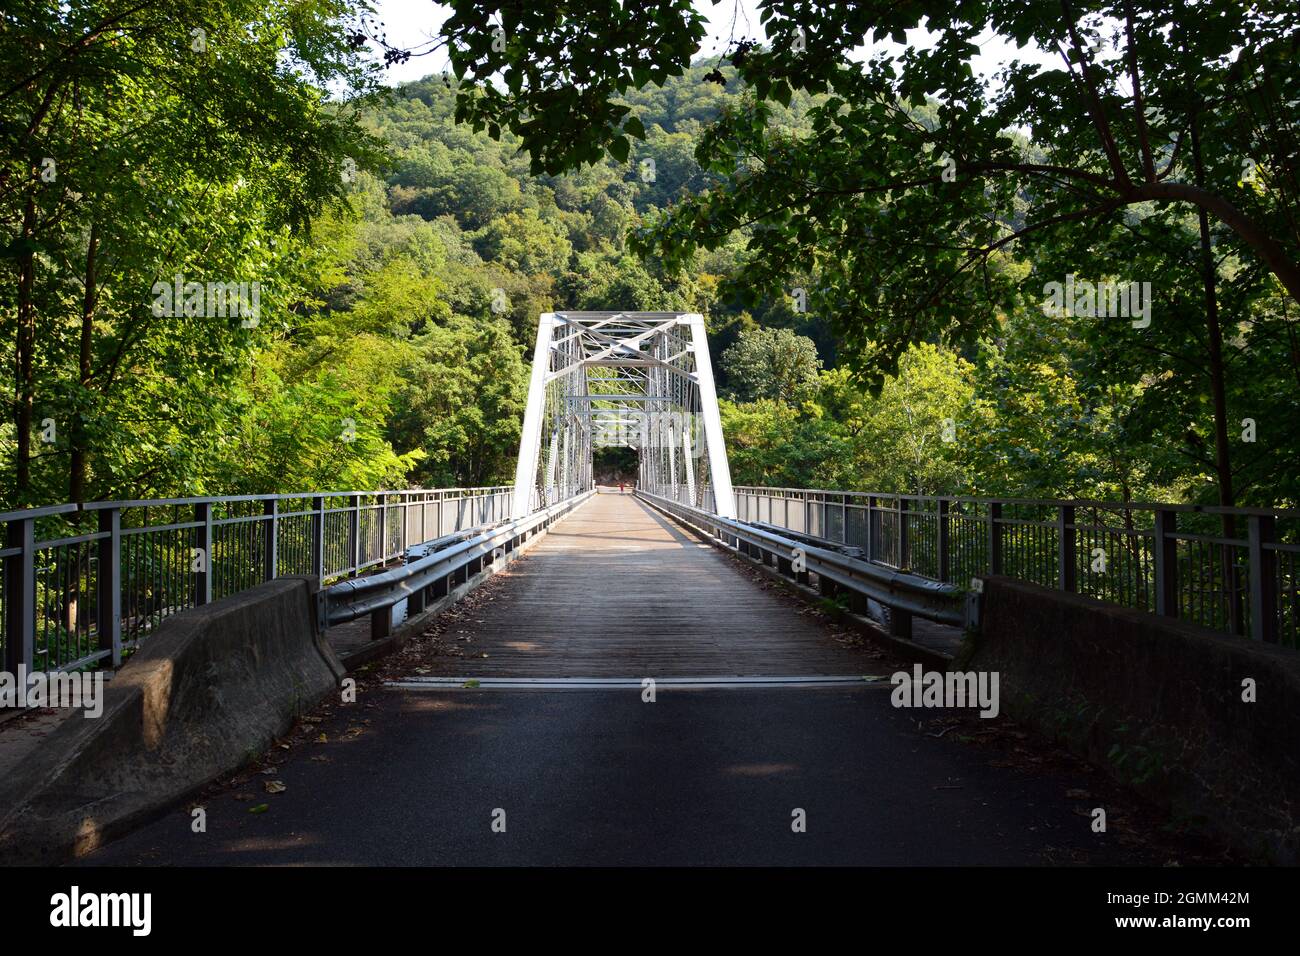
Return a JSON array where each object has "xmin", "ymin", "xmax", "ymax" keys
[{"xmin": 387, "ymin": 675, "xmax": 885, "ymax": 691}]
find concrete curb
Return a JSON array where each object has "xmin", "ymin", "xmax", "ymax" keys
[
  {"xmin": 973, "ymin": 575, "xmax": 1300, "ymax": 864},
  {"xmin": 0, "ymin": 576, "xmax": 340, "ymax": 866}
]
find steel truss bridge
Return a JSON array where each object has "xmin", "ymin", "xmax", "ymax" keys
[{"xmin": 511, "ymin": 311, "xmax": 734, "ymax": 519}]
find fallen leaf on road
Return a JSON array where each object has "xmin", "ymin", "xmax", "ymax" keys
[
  {"xmin": 249, "ymin": 804, "xmax": 270, "ymax": 814},
  {"xmin": 264, "ymin": 780, "xmax": 287, "ymax": 794}
]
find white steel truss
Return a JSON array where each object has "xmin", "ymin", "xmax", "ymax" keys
[{"xmin": 511, "ymin": 311, "xmax": 736, "ymax": 518}]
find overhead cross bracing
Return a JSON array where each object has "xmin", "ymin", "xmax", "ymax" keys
[{"xmin": 511, "ymin": 311, "xmax": 735, "ymax": 519}]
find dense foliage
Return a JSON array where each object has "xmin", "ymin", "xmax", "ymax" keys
[{"xmin": 4, "ymin": 1, "xmax": 1297, "ymax": 513}]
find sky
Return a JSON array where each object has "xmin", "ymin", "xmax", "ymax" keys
[{"xmin": 366, "ymin": 0, "xmax": 1062, "ymax": 88}]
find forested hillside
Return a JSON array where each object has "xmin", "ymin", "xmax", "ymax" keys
[{"xmin": 4, "ymin": 9, "xmax": 1296, "ymax": 510}]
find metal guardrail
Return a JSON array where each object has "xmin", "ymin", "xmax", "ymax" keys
[
  {"xmin": 734, "ymin": 485, "xmax": 1300, "ymax": 647},
  {"xmin": 323, "ymin": 490, "xmax": 595, "ymax": 639},
  {"xmin": 637, "ymin": 490, "xmax": 969, "ymax": 637},
  {"xmin": 0, "ymin": 486, "xmax": 513, "ymax": 673}
]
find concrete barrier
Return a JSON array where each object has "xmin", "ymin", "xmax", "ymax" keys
[
  {"xmin": 967, "ymin": 576, "xmax": 1300, "ymax": 863},
  {"xmin": 0, "ymin": 576, "xmax": 342, "ymax": 865}
]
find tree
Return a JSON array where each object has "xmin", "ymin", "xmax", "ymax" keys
[
  {"xmin": 0, "ymin": 0, "xmax": 381, "ymax": 506},
  {"xmin": 721, "ymin": 327, "xmax": 821, "ymax": 403},
  {"xmin": 403, "ymin": 1, "xmax": 1300, "ymax": 369}
]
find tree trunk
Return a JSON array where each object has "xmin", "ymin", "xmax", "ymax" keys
[
  {"xmin": 14, "ymin": 194, "xmax": 37, "ymax": 503},
  {"xmin": 1191, "ymin": 113, "xmax": 1244, "ymax": 633},
  {"xmin": 70, "ymin": 221, "xmax": 99, "ymax": 503}
]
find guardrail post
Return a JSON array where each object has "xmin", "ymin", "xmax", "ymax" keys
[
  {"xmin": 1247, "ymin": 514, "xmax": 1278, "ymax": 642},
  {"xmin": 263, "ymin": 499, "xmax": 278, "ymax": 582},
  {"xmin": 194, "ymin": 502, "xmax": 212, "ymax": 605},
  {"xmin": 937, "ymin": 499, "xmax": 950, "ymax": 582},
  {"xmin": 897, "ymin": 498, "xmax": 910, "ymax": 569},
  {"xmin": 311, "ymin": 496, "xmax": 325, "ymax": 579},
  {"xmin": 1154, "ymin": 508, "xmax": 1178, "ymax": 617},
  {"xmin": 96, "ymin": 508, "xmax": 123, "ymax": 668},
  {"xmin": 370, "ymin": 605, "xmax": 391, "ymax": 640},
  {"xmin": 348, "ymin": 494, "xmax": 361, "ymax": 577},
  {"xmin": 1058, "ymin": 504, "xmax": 1076, "ymax": 592},
  {"xmin": 3, "ymin": 515, "xmax": 36, "ymax": 673},
  {"xmin": 890, "ymin": 606, "xmax": 913, "ymax": 640},
  {"xmin": 987, "ymin": 501, "xmax": 1003, "ymax": 576}
]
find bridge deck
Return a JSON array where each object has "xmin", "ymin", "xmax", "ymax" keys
[{"xmin": 416, "ymin": 492, "xmax": 881, "ymax": 677}]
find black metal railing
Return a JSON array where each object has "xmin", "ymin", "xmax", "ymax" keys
[
  {"xmin": 1, "ymin": 487, "xmax": 512, "ymax": 673},
  {"xmin": 734, "ymin": 486, "xmax": 1300, "ymax": 648}
]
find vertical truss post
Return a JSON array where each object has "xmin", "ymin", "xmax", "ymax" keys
[
  {"xmin": 513, "ymin": 313, "xmax": 556, "ymax": 518},
  {"xmin": 685, "ymin": 314, "xmax": 735, "ymax": 518}
]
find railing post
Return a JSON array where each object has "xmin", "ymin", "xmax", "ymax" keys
[
  {"xmin": 987, "ymin": 501, "xmax": 1003, "ymax": 576},
  {"xmin": 937, "ymin": 499, "xmax": 950, "ymax": 583},
  {"xmin": 194, "ymin": 502, "xmax": 212, "ymax": 605},
  {"xmin": 3, "ymin": 515, "xmax": 36, "ymax": 673},
  {"xmin": 348, "ymin": 494, "xmax": 361, "ymax": 577},
  {"xmin": 1248, "ymin": 514, "xmax": 1279, "ymax": 643},
  {"xmin": 399, "ymin": 493, "xmax": 408, "ymax": 554},
  {"xmin": 263, "ymin": 499, "xmax": 278, "ymax": 582},
  {"xmin": 380, "ymin": 495, "xmax": 389, "ymax": 564},
  {"xmin": 840, "ymin": 495, "xmax": 848, "ymax": 545},
  {"xmin": 311, "ymin": 496, "xmax": 325, "ymax": 580},
  {"xmin": 865, "ymin": 496, "xmax": 876, "ymax": 563},
  {"xmin": 1058, "ymin": 504, "xmax": 1076, "ymax": 592},
  {"xmin": 1154, "ymin": 508, "xmax": 1178, "ymax": 617},
  {"xmin": 897, "ymin": 498, "xmax": 910, "ymax": 569},
  {"xmin": 96, "ymin": 508, "xmax": 123, "ymax": 668}
]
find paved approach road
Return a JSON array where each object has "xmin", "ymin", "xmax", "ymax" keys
[{"xmin": 85, "ymin": 683, "xmax": 1174, "ymax": 866}]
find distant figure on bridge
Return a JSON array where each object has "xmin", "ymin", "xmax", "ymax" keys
[{"xmin": 619, "ymin": 482, "xmax": 625, "ymax": 493}]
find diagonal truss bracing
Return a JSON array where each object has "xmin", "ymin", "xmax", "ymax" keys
[{"xmin": 511, "ymin": 312, "xmax": 735, "ymax": 519}]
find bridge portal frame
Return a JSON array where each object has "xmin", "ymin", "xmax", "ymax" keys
[{"xmin": 510, "ymin": 311, "xmax": 735, "ymax": 519}]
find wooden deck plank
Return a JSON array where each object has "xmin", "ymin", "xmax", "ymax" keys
[{"xmin": 420, "ymin": 492, "xmax": 883, "ymax": 677}]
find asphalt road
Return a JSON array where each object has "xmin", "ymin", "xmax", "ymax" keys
[{"xmin": 83, "ymin": 684, "xmax": 1173, "ymax": 866}]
